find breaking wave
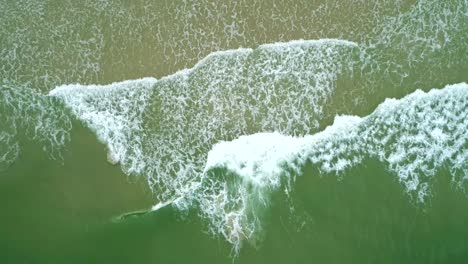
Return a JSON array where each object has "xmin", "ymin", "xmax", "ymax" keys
[
  {"xmin": 0, "ymin": 0, "xmax": 467, "ymax": 254},
  {"xmin": 198, "ymin": 83, "xmax": 467, "ymax": 250},
  {"xmin": 50, "ymin": 39, "xmax": 359, "ymax": 203}
]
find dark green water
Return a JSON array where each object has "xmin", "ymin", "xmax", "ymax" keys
[{"xmin": 1, "ymin": 0, "xmax": 468, "ymax": 263}]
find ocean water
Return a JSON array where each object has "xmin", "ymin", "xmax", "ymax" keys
[{"xmin": 1, "ymin": 0, "xmax": 468, "ymax": 263}]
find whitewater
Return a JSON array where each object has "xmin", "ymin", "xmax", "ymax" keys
[{"xmin": 0, "ymin": 0, "xmax": 467, "ymax": 260}]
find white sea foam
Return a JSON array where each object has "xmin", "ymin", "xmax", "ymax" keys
[
  {"xmin": 50, "ymin": 39, "xmax": 359, "ymax": 206},
  {"xmin": 0, "ymin": 81, "xmax": 72, "ymax": 169},
  {"xmin": 0, "ymin": 130, "xmax": 19, "ymax": 171},
  {"xmin": 50, "ymin": 48, "xmax": 468, "ymax": 251},
  {"xmin": 48, "ymin": 30, "xmax": 467, "ymax": 250},
  {"xmin": 50, "ymin": 78, "xmax": 157, "ymax": 167},
  {"xmin": 0, "ymin": 0, "xmax": 465, "ymax": 254},
  {"xmin": 363, "ymin": 0, "xmax": 468, "ymax": 90},
  {"xmin": 0, "ymin": 0, "xmax": 420, "ymax": 91},
  {"xmin": 2, "ymin": 0, "xmax": 466, "ymax": 174},
  {"xmin": 197, "ymin": 82, "xmax": 468, "ymax": 250}
]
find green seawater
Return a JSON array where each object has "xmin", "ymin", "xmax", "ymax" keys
[{"xmin": 1, "ymin": 0, "xmax": 468, "ymax": 263}]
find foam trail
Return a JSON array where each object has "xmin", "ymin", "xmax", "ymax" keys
[{"xmin": 197, "ymin": 83, "xmax": 468, "ymax": 251}]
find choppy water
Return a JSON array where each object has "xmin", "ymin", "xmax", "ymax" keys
[{"xmin": 1, "ymin": 0, "xmax": 468, "ymax": 263}]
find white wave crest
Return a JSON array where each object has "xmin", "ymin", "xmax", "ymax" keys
[
  {"xmin": 198, "ymin": 82, "xmax": 468, "ymax": 250},
  {"xmin": 50, "ymin": 39, "xmax": 359, "ymax": 206}
]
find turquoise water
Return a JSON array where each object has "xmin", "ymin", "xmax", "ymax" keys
[{"xmin": 1, "ymin": 0, "xmax": 468, "ymax": 263}]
